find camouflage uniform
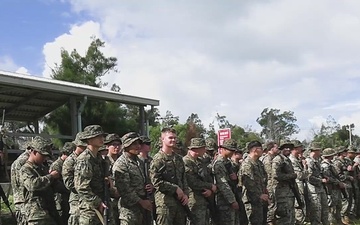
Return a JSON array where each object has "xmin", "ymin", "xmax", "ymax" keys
[
  {"xmin": 19, "ymin": 137, "xmax": 57, "ymax": 225},
  {"xmin": 74, "ymin": 125, "xmax": 107, "ymax": 225},
  {"xmin": 239, "ymin": 155, "xmax": 267, "ymax": 225},
  {"xmin": 346, "ymin": 147, "xmax": 359, "ymax": 217},
  {"xmin": 183, "ymin": 138, "xmax": 213, "ymax": 225},
  {"xmin": 306, "ymin": 142, "xmax": 329, "ymax": 225},
  {"xmin": 212, "ymin": 139, "xmax": 238, "ymax": 225},
  {"xmin": 261, "ymin": 153, "xmax": 277, "ymax": 223},
  {"xmin": 11, "ymin": 149, "xmax": 30, "ymax": 225},
  {"xmin": 150, "ymin": 147, "xmax": 189, "ymax": 225},
  {"xmin": 321, "ymin": 148, "xmax": 343, "ymax": 224},
  {"xmin": 272, "ymin": 152, "xmax": 297, "ymax": 225}
]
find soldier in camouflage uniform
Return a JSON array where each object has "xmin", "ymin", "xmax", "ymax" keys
[
  {"xmin": 271, "ymin": 140, "xmax": 297, "ymax": 225},
  {"xmin": 62, "ymin": 132, "xmax": 87, "ymax": 225},
  {"xmin": 112, "ymin": 132, "xmax": 153, "ymax": 225},
  {"xmin": 183, "ymin": 138, "xmax": 217, "ymax": 225},
  {"xmin": 11, "ymin": 145, "xmax": 31, "ymax": 225},
  {"xmin": 50, "ymin": 142, "xmax": 76, "ymax": 225},
  {"xmin": 212, "ymin": 139, "xmax": 240, "ymax": 225},
  {"xmin": 201, "ymin": 138, "xmax": 218, "ymax": 167},
  {"xmin": 346, "ymin": 147, "xmax": 359, "ymax": 219},
  {"xmin": 239, "ymin": 140, "xmax": 268, "ymax": 225},
  {"xmin": 306, "ymin": 142, "xmax": 329, "ymax": 225},
  {"xmin": 261, "ymin": 141, "xmax": 280, "ymax": 224},
  {"xmin": 289, "ymin": 140, "xmax": 309, "ymax": 225},
  {"xmin": 321, "ymin": 148, "xmax": 345, "ymax": 225},
  {"xmin": 333, "ymin": 146, "xmax": 352, "ymax": 224},
  {"xmin": 74, "ymin": 125, "xmax": 108, "ymax": 225},
  {"xmin": 149, "ymin": 127, "xmax": 190, "ymax": 225},
  {"xmin": 19, "ymin": 136, "xmax": 60, "ymax": 225}
]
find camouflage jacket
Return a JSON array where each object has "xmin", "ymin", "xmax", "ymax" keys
[
  {"xmin": 261, "ymin": 153, "xmax": 276, "ymax": 190},
  {"xmin": 272, "ymin": 154, "xmax": 296, "ymax": 198},
  {"xmin": 113, "ymin": 152, "xmax": 146, "ymax": 208},
  {"xmin": 306, "ymin": 156, "xmax": 326, "ymax": 193},
  {"xmin": 74, "ymin": 148, "xmax": 105, "ymax": 210},
  {"xmin": 50, "ymin": 157, "xmax": 69, "ymax": 194},
  {"xmin": 289, "ymin": 154, "xmax": 309, "ymax": 193},
  {"xmin": 239, "ymin": 156, "xmax": 267, "ymax": 205},
  {"xmin": 149, "ymin": 150, "xmax": 189, "ymax": 207},
  {"xmin": 183, "ymin": 154, "xmax": 213, "ymax": 207},
  {"xmin": 20, "ymin": 161, "xmax": 55, "ymax": 221},
  {"xmin": 62, "ymin": 152, "xmax": 79, "ymax": 206},
  {"xmin": 11, "ymin": 150, "xmax": 30, "ymax": 207},
  {"xmin": 333, "ymin": 157, "xmax": 352, "ymax": 184},
  {"xmin": 212, "ymin": 155, "xmax": 236, "ymax": 206},
  {"xmin": 321, "ymin": 159, "xmax": 341, "ymax": 193}
]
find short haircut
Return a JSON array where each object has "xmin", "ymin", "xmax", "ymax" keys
[
  {"xmin": 248, "ymin": 140, "xmax": 262, "ymax": 151},
  {"xmin": 161, "ymin": 127, "xmax": 177, "ymax": 134}
]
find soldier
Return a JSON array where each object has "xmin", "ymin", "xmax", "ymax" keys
[
  {"xmin": 62, "ymin": 132, "xmax": 87, "ymax": 225},
  {"xmin": 112, "ymin": 132, "xmax": 153, "ymax": 224},
  {"xmin": 202, "ymin": 138, "xmax": 218, "ymax": 167},
  {"xmin": 289, "ymin": 140, "xmax": 309, "ymax": 225},
  {"xmin": 50, "ymin": 142, "xmax": 76, "ymax": 225},
  {"xmin": 321, "ymin": 148, "xmax": 345, "ymax": 225},
  {"xmin": 149, "ymin": 127, "xmax": 189, "ymax": 225},
  {"xmin": 333, "ymin": 146, "xmax": 352, "ymax": 224},
  {"xmin": 11, "ymin": 144, "xmax": 31, "ymax": 225},
  {"xmin": 74, "ymin": 125, "xmax": 108, "ymax": 225},
  {"xmin": 19, "ymin": 136, "xmax": 60, "ymax": 225},
  {"xmin": 306, "ymin": 142, "xmax": 329, "ymax": 225},
  {"xmin": 261, "ymin": 141, "xmax": 280, "ymax": 224},
  {"xmin": 212, "ymin": 139, "xmax": 240, "ymax": 225},
  {"xmin": 346, "ymin": 146, "xmax": 359, "ymax": 219},
  {"xmin": 239, "ymin": 140, "xmax": 268, "ymax": 225},
  {"xmin": 183, "ymin": 138, "xmax": 217, "ymax": 225}
]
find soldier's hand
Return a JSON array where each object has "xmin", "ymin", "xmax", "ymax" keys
[
  {"xmin": 211, "ymin": 184, "xmax": 217, "ymax": 193},
  {"xmin": 139, "ymin": 199, "xmax": 153, "ymax": 211},
  {"xmin": 229, "ymin": 173, "xmax": 237, "ymax": 181},
  {"xmin": 180, "ymin": 194, "xmax": 189, "ymax": 205},
  {"xmin": 260, "ymin": 194, "xmax": 269, "ymax": 202},
  {"xmin": 50, "ymin": 170, "xmax": 60, "ymax": 179},
  {"xmin": 231, "ymin": 202, "xmax": 239, "ymax": 210},
  {"xmin": 321, "ymin": 177, "xmax": 328, "ymax": 183},
  {"xmin": 145, "ymin": 184, "xmax": 154, "ymax": 193},
  {"xmin": 347, "ymin": 165, "xmax": 353, "ymax": 171},
  {"xmin": 176, "ymin": 187, "xmax": 185, "ymax": 200},
  {"xmin": 202, "ymin": 189, "xmax": 212, "ymax": 198},
  {"xmin": 98, "ymin": 202, "xmax": 108, "ymax": 213}
]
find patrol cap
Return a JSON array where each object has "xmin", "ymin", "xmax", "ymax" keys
[
  {"xmin": 220, "ymin": 139, "xmax": 238, "ymax": 151},
  {"xmin": 279, "ymin": 140, "xmax": 294, "ymax": 150},
  {"xmin": 188, "ymin": 138, "xmax": 206, "ymax": 150},
  {"xmin": 28, "ymin": 136, "xmax": 52, "ymax": 156},
  {"xmin": 121, "ymin": 132, "xmax": 141, "ymax": 148},
  {"xmin": 104, "ymin": 133, "xmax": 121, "ymax": 145},
  {"xmin": 308, "ymin": 142, "xmax": 322, "ymax": 151},
  {"xmin": 247, "ymin": 140, "xmax": 262, "ymax": 151},
  {"xmin": 291, "ymin": 140, "xmax": 303, "ymax": 148},
  {"xmin": 61, "ymin": 142, "xmax": 76, "ymax": 155},
  {"xmin": 205, "ymin": 138, "xmax": 218, "ymax": 151},
  {"xmin": 80, "ymin": 125, "xmax": 107, "ymax": 141},
  {"xmin": 72, "ymin": 132, "xmax": 87, "ymax": 147}
]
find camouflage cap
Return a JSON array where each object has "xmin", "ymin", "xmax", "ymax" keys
[
  {"xmin": 291, "ymin": 140, "xmax": 303, "ymax": 148},
  {"xmin": 140, "ymin": 136, "xmax": 151, "ymax": 145},
  {"xmin": 29, "ymin": 136, "xmax": 52, "ymax": 156},
  {"xmin": 247, "ymin": 140, "xmax": 262, "ymax": 151},
  {"xmin": 61, "ymin": 142, "xmax": 76, "ymax": 155},
  {"xmin": 220, "ymin": 139, "xmax": 238, "ymax": 151},
  {"xmin": 121, "ymin": 132, "xmax": 141, "ymax": 148},
  {"xmin": 104, "ymin": 133, "xmax": 121, "ymax": 145},
  {"xmin": 80, "ymin": 125, "xmax": 107, "ymax": 141},
  {"xmin": 335, "ymin": 146, "xmax": 347, "ymax": 154},
  {"xmin": 308, "ymin": 142, "xmax": 322, "ymax": 151},
  {"xmin": 322, "ymin": 148, "xmax": 337, "ymax": 157},
  {"xmin": 279, "ymin": 140, "xmax": 294, "ymax": 150},
  {"xmin": 205, "ymin": 138, "xmax": 218, "ymax": 151},
  {"xmin": 347, "ymin": 146, "xmax": 357, "ymax": 153},
  {"xmin": 72, "ymin": 132, "xmax": 87, "ymax": 147},
  {"xmin": 188, "ymin": 138, "xmax": 206, "ymax": 150}
]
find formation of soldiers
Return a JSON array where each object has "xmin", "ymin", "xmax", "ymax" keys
[{"xmin": 8, "ymin": 124, "xmax": 360, "ymax": 225}]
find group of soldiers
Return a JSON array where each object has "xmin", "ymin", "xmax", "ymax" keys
[{"xmin": 7, "ymin": 124, "xmax": 360, "ymax": 225}]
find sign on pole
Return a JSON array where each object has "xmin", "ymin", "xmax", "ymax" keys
[{"xmin": 217, "ymin": 128, "xmax": 231, "ymax": 147}]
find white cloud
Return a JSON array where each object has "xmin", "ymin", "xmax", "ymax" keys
[
  {"xmin": 41, "ymin": 0, "xmax": 360, "ymax": 140},
  {"xmin": 0, "ymin": 56, "xmax": 30, "ymax": 74}
]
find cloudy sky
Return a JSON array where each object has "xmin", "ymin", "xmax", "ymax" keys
[{"xmin": 2, "ymin": 0, "xmax": 360, "ymax": 140}]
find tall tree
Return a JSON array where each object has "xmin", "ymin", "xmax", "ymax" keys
[
  {"xmin": 256, "ymin": 108, "xmax": 299, "ymax": 142},
  {"xmin": 158, "ymin": 110, "xmax": 179, "ymax": 128}
]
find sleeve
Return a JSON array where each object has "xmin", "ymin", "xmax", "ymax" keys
[
  {"xmin": 213, "ymin": 161, "xmax": 236, "ymax": 204},
  {"xmin": 149, "ymin": 156, "xmax": 179, "ymax": 195},
  {"xmin": 240, "ymin": 162, "xmax": 261, "ymax": 203},
  {"xmin": 292, "ymin": 160, "xmax": 309, "ymax": 181},
  {"xmin": 62, "ymin": 158, "xmax": 75, "ymax": 192},
  {"xmin": 74, "ymin": 159, "xmax": 102, "ymax": 209},
  {"xmin": 183, "ymin": 159, "xmax": 212, "ymax": 192},
  {"xmin": 113, "ymin": 160, "xmax": 141, "ymax": 206},
  {"xmin": 21, "ymin": 166, "xmax": 52, "ymax": 191},
  {"xmin": 321, "ymin": 163, "xmax": 339, "ymax": 185},
  {"xmin": 272, "ymin": 157, "xmax": 296, "ymax": 181},
  {"xmin": 307, "ymin": 160, "xmax": 322, "ymax": 186}
]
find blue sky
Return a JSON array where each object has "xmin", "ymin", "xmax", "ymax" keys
[{"xmin": 0, "ymin": 0, "xmax": 87, "ymax": 74}]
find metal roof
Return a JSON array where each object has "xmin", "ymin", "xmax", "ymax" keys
[{"xmin": 0, "ymin": 70, "xmax": 159, "ymax": 122}]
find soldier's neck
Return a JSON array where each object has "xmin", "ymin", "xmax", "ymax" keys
[
  {"xmin": 161, "ymin": 147, "xmax": 173, "ymax": 155},
  {"xmin": 87, "ymin": 145, "xmax": 99, "ymax": 156}
]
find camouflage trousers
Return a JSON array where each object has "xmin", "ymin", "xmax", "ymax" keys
[
  {"xmin": 351, "ymin": 187, "xmax": 359, "ymax": 217},
  {"xmin": 294, "ymin": 194, "xmax": 306, "ymax": 224},
  {"xmin": 217, "ymin": 205, "xmax": 236, "ymax": 225},
  {"xmin": 68, "ymin": 201, "xmax": 79, "ymax": 225},
  {"xmin": 15, "ymin": 208, "xmax": 27, "ymax": 225},
  {"xmin": 342, "ymin": 187, "xmax": 352, "ymax": 216},
  {"xmin": 244, "ymin": 202, "xmax": 264, "ymax": 225},
  {"xmin": 329, "ymin": 189, "xmax": 342, "ymax": 224},
  {"xmin": 308, "ymin": 192, "xmax": 329, "ymax": 225},
  {"xmin": 119, "ymin": 204, "xmax": 144, "ymax": 225},
  {"xmin": 110, "ymin": 198, "xmax": 120, "ymax": 225},
  {"xmin": 275, "ymin": 197, "xmax": 295, "ymax": 225},
  {"xmin": 156, "ymin": 204, "xmax": 187, "ymax": 225},
  {"xmin": 266, "ymin": 190, "xmax": 276, "ymax": 223},
  {"xmin": 189, "ymin": 204, "xmax": 209, "ymax": 225},
  {"xmin": 78, "ymin": 209, "xmax": 102, "ymax": 225}
]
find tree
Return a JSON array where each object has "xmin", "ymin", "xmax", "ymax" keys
[
  {"xmin": 158, "ymin": 110, "xmax": 179, "ymax": 128},
  {"xmin": 256, "ymin": 108, "xmax": 299, "ymax": 142}
]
